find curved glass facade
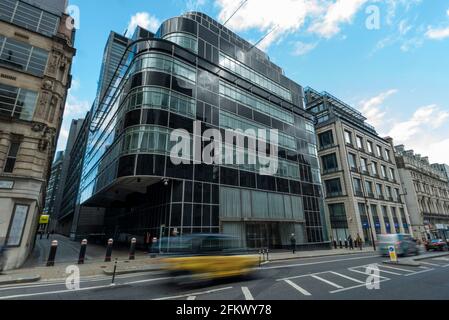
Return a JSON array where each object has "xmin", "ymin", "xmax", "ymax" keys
[{"xmin": 78, "ymin": 12, "xmax": 327, "ymax": 248}]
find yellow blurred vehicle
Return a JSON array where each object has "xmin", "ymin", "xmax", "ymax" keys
[{"xmin": 153, "ymin": 234, "xmax": 259, "ymax": 285}]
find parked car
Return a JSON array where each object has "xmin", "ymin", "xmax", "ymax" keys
[
  {"xmin": 377, "ymin": 234, "xmax": 419, "ymax": 257},
  {"xmin": 425, "ymin": 239, "xmax": 449, "ymax": 252}
]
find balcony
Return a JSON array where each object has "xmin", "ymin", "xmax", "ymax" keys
[
  {"xmin": 378, "ymin": 195, "xmax": 385, "ymax": 200},
  {"xmin": 388, "ymin": 197, "xmax": 394, "ymax": 202},
  {"xmin": 350, "ymin": 167, "xmax": 359, "ymax": 173},
  {"xmin": 367, "ymin": 192, "xmax": 375, "ymax": 198}
]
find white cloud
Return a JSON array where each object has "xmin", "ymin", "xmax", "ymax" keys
[
  {"xmin": 125, "ymin": 12, "xmax": 160, "ymax": 37},
  {"xmin": 291, "ymin": 41, "xmax": 318, "ymax": 56},
  {"xmin": 215, "ymin": 0, "xmax": 366, "ymax": 51},
  {"xmin": 359, "ymin": 89, "xmax": 397, "ymax": 128},
  {"xmin": 425, "ymin": 26, "xmax": 449, "ymax": 40},
  {"xmin": 308, "ymin": 0, "xmax": 367, "ymax": 38},
  {"xmin": 388, "ymin": 105, "xmax": 449, "ymax": 142}
]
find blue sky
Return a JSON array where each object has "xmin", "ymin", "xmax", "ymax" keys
[{"xmin": 60, "ymin": 0, "xmax": 449, "ymax": 164}]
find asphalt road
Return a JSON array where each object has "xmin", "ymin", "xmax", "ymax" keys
[{"xmin": 1, "ymin": 252, "xmax": 449, "ymax": 300}]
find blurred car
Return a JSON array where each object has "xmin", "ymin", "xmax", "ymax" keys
[
  {"xmin": 152, "ymin": 234, "xmax": 259, "ymax": 285},
  {"xmin": 425, "ymin": 239, "xmax": 449, "ymax": 252},
  {"xmin": 377, "ymin": 234, "xmax": 419, "ymax": 257}
]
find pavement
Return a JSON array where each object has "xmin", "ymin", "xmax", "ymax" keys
[
  {"xmin": 1, "ymin": 251, "xmax": 449, "ymax": 300},
  {"xmin": 0, "ymin": 234, "xmax": 376, "ymax": 286}
]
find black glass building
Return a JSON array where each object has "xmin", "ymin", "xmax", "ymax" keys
[{"xmin": 78, "ymin": 12, "xmax": 327, "ymax": 249}]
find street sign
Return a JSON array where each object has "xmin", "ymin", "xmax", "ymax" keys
[
  {"xmin": 388, "ymin": 246, "xmax": 398, "ymax": 263},
  {"xmin": 39, "ymin": 215, "xmax": 50, "ymax": 225}
]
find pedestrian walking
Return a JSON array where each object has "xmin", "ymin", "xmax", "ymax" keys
[
  {"xmin": 290, "ymin": 234, "xmax": 296, "ymax": 254},
  {"xmin": 348, "ymin": 235, "xmax": 354, "ymax": 250},
  {"xmin": 356, "ymin": 234, "xmax": 363, "ymax": 251}
]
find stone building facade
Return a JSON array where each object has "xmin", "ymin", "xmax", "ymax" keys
[
  {"xmin": 0, "ymin": 0, "xmax": 75, "ymax": 270},
  {"xmin": 306, "ymin": 88, "xmax": 413, "ymax": 245},
  {"xmin": 395, "ymin": 146, "xmax": 449, "ymax": 240}
]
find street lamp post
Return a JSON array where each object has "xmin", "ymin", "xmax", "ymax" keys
[{"xmin": 352, "ymin": 166, "xmax": 377, "ymax": 251}]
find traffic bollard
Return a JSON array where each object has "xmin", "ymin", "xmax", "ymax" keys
[
  {"xmin": 339, "ymin": 239, "xmax": 343, "ymax": 249},
  {"xmin": 259, "ymin": 250, "xmax": 262, "ymax": 267},
  {"xmin": 345, "ymin": 239, "xmax": 348, "ymax": 249},
  {"xmin": 78, "ymin": 239, "xmax": 88, "ymax": 264},
  {"xmin": 333, "ymin": 240, "xmax": 338, "ymax": 249},
  {"xmin": 111, "ymin": 258, "xmax": 118, "ymax": 284},
  {"xmin": 46, "ymin": 240, "xmax": 58, "ymax": 267},
  {"xmin": 105, "ymin": 238, "xmax": 113, "ymax": 262},
  {"xmin": 266, "ymin": 248, "xmax": 269, "ymax": 261},
  {"xmin": 129, "ymin": 238, "xmax": 136, "ymax": 260}
]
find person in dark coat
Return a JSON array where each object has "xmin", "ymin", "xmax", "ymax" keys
[
  {"xmin": 348, "ymin": 235, "xmax": 354, "ymax": 250},
  {"xmin": 290, "ymin": 234, "xmax": 297, "ymax": 254}
]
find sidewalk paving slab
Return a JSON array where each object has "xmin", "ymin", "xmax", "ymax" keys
[{"xmin": 0, "ymin": 274, "xmax": 41, "ymax": 286}]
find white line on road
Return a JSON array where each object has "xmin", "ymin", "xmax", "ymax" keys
[
  {"xmin": 348, "ymin": 268, "xmax": 390, "ymax": 280},
  {"xmin": 433, "ymin": 257, "xmax": 449, "ymax": 262},
  {"xmin": 419, "ymin": 261, "xmax": 440, "ymax": 267},
  {"xmin": 310, "ymin": 275, "xmax": 344, "ymax": 289},
  {"xmin": 403, "ymin": 268, "xmax": 434, "ymax": 277},
  {"xmin": 365, "ymin": 266, "xmax": 402, "ymax": 276},
  {"xmin": 262, "ymin": 255, "xmax": 378, "ymax": 271},
  {"xmin": 0, "ymin": 276, "xmax": 169, "ymax": 300},
  {"xmin": 329, "ymin": 279, "xmax": 389, "ymax": 294},
  {"xmin": 153, "ymin": 287, "xmax": 233, "ymax": 300},
  {"xmin": 328, "ymin": 272, "xmax": 365, "ymax": 284},
  {"xmin": 242, "ymin": 287, "xmax": 254, "ymax": 300},
  {"xmin": 284, "ymin": 280, "xmax": 311, "ymax": 296},
  {"xmin": 187, "ymin": 296, "xmax": 196, "ymax": 300},
  {"xmin": 380, "ymin": 265, "xmax": 416, "ymax": 273}
]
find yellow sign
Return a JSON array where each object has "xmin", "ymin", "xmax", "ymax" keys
[
  {"xmin": 388, "ymin": 246, "xmax": 397, "ymax": 262},
  {"xmin": 39, "ymin": 215, "xmax": 50, "ymax": 224}
]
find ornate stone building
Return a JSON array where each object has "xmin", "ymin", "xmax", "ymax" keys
[
  {"xmin": 395, "ymin": 146, "xmax": 449, "ymax": 240},
  {"xmin": 0, "ymin": 0, "xmax": 75, "ymax": 270}
]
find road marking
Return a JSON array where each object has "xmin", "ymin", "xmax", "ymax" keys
[
  {"xmin": 284, "ymin": 280, "xmax": 312, "ymax": 296},
  {"xmin": 0, "ymin": 276, "xmax": 169, "ymax": 300},
  {"xmin": 187, "ymin": 296, "xmax": 196, "ymax": 300},
  {"xmin": 380, "ymin": 265, "xmax": 416, "ymax": 273},
  {"xmin": 365, "ymin": 266, "xmax": 402, "ymax": 276},
  {"xmin": 330, "ymin": 279, "xmax": 389, "ymax": 294},
  {"xmin": 310, "ymin": 275, "xmax": 343, "ymax": 289},
  {"xmin": 242, "ymin": 287, "xmax": 254, "ymax": 300},
  {"xmin": 153, "ymin": 287, "xmax": 233, "ymax": 300},
  {"xmin": 348, "ymin": 268, "xmax": 390, "ymax": 280},
  {"xmin": 419, "ymin": 261, "xmax": 440, "ymax": 267},
  {"xmin": 329, "ymin": 272, "xmax": 365, "ymax": 284},
  {"xmin": 261, "ymin": 254, "xmax": 378, "ymax": 270},
  {"xmin": 433, "ymin": 257, "xmax": 449, "ymax": 262},
  {"xmin": 403, "ymin": 268, "xmax": 434, "ymax": 277}
]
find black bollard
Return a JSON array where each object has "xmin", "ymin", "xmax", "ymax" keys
[
  {"xmin": 333, "ymin": 240, "xmax": 338, "ymax": 249},
  {"xmin": 345, "ymin": 239, "xmax": 348, "ymax": 249},
  {"xmin": 105, "ymin": 238, "xmax": 113, "ymax": 262},
  {"xmin": 46, "ymin": 232, "xmax": 50, "ymax": 240},
  {"xmin": 46, "ymin": 240, "xmax": 58, "ymax": 267},
  {"xmin": 259, "ymin": 250, "xmax": 262, "ymax": 267},
  {"xmin": 40, "ymin": 231, "xmax": 43, "ymax": 240},
  {"xmin": 339, "ymin": 239, "xmax": 343, "ymax": 249},
  {"xmin": 111, "ymin": 258, "xmax": 118, "ymax": 284},
  {"xmin": 78, "ymin": 239, "xmax": 88, "ymax": 264},
  {"xmin": 129, "ymin": 238, "xmax": 136, "ymax": 260}
]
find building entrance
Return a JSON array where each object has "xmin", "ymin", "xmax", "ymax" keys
[{"xmin": 245, "ymin": 222, "xmax": 282, "ymax": 249}]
